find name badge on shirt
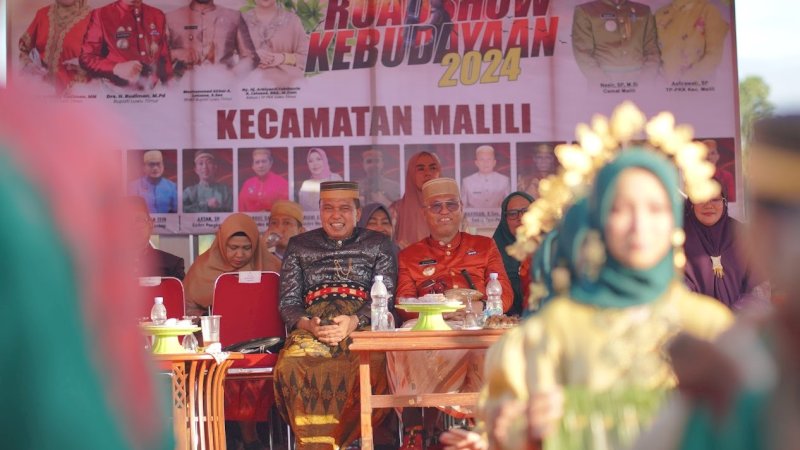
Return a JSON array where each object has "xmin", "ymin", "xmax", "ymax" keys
[
  {"xmin": 466, "ymin": 249, "xmax": 478, "ymax": 256},
  {"xmin": 419, "ymin": 259, "xmax": 437, "ymax": 266},
  {"xmin": 184, "ymin": 25, "xmax": 199, "ymax": 30}
]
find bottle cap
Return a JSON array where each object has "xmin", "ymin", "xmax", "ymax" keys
[
  {"xmin": 489, "ymin": 273, "xmax": 498, "ymax": 280},
  {"xmin": 155, "ymin": 296, "xmax": 164, "ymax": 304},
  {"xmin": 374, "ymin": 275, "xmax": 383, "ymax": 282}
]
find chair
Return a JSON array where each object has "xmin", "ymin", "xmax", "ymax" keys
[
  {"xmin": 211, "ymin": 271, "xmax": 288, "ymax": 447},
  {"xmin": 138, "ymin": 276, "xmax": 185, "ymax": 320},
  {"xmin": 212, "ymin": 271, "xmax": 284, "ymax": 348}
]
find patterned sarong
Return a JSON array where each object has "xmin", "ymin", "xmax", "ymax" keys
[{"xmin": 274, "ymin": 298, "xmax": 393, "ymax": 449}]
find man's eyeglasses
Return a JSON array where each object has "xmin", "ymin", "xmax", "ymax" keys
[
  {"xmin": 505, "ymin": 208, "xmax": 528, "ymax": 219},
  {"xmin": 425, "ymin": 201, "xmax": 460, "ymax": 213}
]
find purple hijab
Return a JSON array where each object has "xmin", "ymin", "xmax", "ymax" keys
[{"xmin": 683, "ymin": 193, "xmax": 759, "ymax": 310}]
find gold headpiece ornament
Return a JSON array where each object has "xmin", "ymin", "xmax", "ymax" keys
[{"xmin": 507, "ymin": 101, "xmax": 721, "ymax": 261}]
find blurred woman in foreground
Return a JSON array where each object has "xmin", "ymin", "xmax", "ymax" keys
[
  {"xmin": 0, "ymin": 87, "xmax": 170, "ymax": 449},
  {"xmin": 443, "ymin": 150, "xmax": 733, "ymax": 450}
]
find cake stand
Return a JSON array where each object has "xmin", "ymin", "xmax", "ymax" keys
[
  {"xmin": 395, "ymin": 302, "xmax": 465, "ymax": 331},
  {"xmin": 140, "ymin": 323, "xmax": 201, "ymax": 354}
]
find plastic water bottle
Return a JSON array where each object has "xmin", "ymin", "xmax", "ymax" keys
[
  {"xmin": 370, "ymin": 275, "xmax": 389, "ymax": 331},
  {"xmin": 485, "ymin": 273, "xmax": 503, "ymax": 319},
  {"xmin": 150, "ymin": 297, "xmax": 167, "ymax": 325}
]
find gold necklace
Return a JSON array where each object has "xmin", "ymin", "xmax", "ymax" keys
[{"xmin": 334, "ymin": 258, "xmax": 353, "ymax": 280}]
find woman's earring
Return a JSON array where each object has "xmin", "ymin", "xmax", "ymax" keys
[
  {"xmin": 672, "ymin": 228, "xmax": 686, "ymax": 270},
  {"xmin": 578, "ymin": 230, "xmax": 606, "ymax": 282}
]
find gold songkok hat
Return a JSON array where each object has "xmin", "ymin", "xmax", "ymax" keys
[
  {"xmin": 194, "ymin": 150, "xmax": 215, "ymax": 163},
  {"xmin": 270, "ymin": 200, "xmax": 303, "ymax": 224},
  {"xmin": 320, "ymin": 181, "xmax": 360, "ymax": 200},
  {"xmin": 422, "ymin": 178, "xmax": 459, "ymax": 201},
  {"xmin": 143, "ymin": 150, "xmax": 163, "ymax": 163},
  {"xmin": 749, "ymin": 115, "xmax": 800, "ymax": 203}
]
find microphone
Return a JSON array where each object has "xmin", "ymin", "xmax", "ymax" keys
[
  {"xmin": 265, "ymin": 232, "xmax": 281, "ymax": 247},
  {"xmin": 460, "ymin": 269, "xmax": 477, "ymax": 290}
]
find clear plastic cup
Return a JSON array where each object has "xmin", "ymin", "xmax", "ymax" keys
[{"xmin": 200, "ymin": 315, "xmax": 221, "ymax": 345}]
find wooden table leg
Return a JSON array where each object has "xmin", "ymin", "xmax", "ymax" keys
[
  {"xmin": 170, "ymin": 362, "xmax": 189, "ymax": 450},
  {"xmin": 358, "ymin": 351, "xmax": 373, "ymax": 450}
]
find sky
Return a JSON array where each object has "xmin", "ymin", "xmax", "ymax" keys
[
  {"xmin": 1, "ymin": 0, "xmax": 798, "ymax": 110},
  {"xmin": 735, "ymin": 0, "xmax": 800, "ymax": 112}
]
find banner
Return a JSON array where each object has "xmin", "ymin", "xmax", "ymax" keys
[{"xmin": 8, "ymin": 0, "xmax": 740, "ymax": 234}]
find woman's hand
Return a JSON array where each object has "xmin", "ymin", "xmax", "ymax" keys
[
  {"xmin": 485, "ymin": 400, "xmax": 522, "ymax": 448},
  {"xmin": 258, "ymin": 51, "xmax": 285, "ymax": 68},
  {"xmin": 526, "ymin": 389, "xmax": 564, "ymax": 442}
]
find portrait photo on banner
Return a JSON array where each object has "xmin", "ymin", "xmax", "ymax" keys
[
  {"xmin": 569, "ymin": 0, "xmax": 731, "ymax": 85},
  {"xmin": 349, "ymin": 145, "xmax": 402, "ymax": 208},
  {"xmin": 696, "ymin": 137, "xmax": 737, "ymax": 201},
  {"xmin": 165, "ymin": 0, "xmax": 257, "ymax": 82},
  {"xmin": 237, "ymin": 147, "xmax": 290, "ymax": 213},
  {"xmin": 294, "ymin": 146, "xmax": 345, "ymax": 211},
  {"xmin": 126, "ymin": 149, "xmax": 179, "ymax": 215},
  {"xmin": 516, "ymin": 142, "xmax": 564, "ymax": 198},
  {"xmin": 181, "ymin": 148, "xmax": 234, "ymax": 214},
  {"xmin": 459, "ymin": 142, "xmax": 512, "ymax": 210}
]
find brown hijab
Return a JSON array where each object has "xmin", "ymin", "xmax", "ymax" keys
[
  {"xmin": 392, "ymin": 151, "xmax": 441, "ymax": 248},
  {"xmin": 185, "ymin": 213, "xmax": 281, "ymax": 314}
]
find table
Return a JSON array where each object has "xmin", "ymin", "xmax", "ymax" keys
[
  {"xmin": 349, "ymin": 329, "xmax": 506, "ymax": 450},
  {"xmin": 154, "ymin": 353, "xmax": 243, "ymax": 450}
]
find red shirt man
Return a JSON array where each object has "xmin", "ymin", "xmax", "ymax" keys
[
  {"xmin": 396, "ymin": 177, "xmax": 513, "ymax": 322},
  {"xmin": 80, "ymin": 0, "xmax": 172, "ymax": 88},
  {"xmin": 238, "ymin": 149, "xmax": 289, "ymax": 212}
]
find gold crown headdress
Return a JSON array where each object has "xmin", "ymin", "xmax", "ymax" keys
[{"xmin": 507, "ymin": 101, "xmax": 721, "ymax": 261}]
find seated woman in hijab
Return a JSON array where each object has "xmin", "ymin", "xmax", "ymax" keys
[
  {"xmin": 184, "ymin": 213, "xmax": 280, "ymax": 450},
  {"xmin": 492, "ymin": 192, "xmax": 534, "ymax": 316},
  {"xmin": 476, "ymin": 150, "xmax": 734, "ymax": 450},
  {"xmin": 185, "ymin": 213, "xmax": 281, "ymax": 315},
  {"xmin": 358, "ymin": 202, "xmax": 400, "ymax": 254},
  {"xmin": 683, "ymin": 178, "xmax": 769, "ymax": 311}
]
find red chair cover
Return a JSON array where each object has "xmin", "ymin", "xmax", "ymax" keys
[
  {"xmin": 212, "ymin": 271, "xmax": 284, "ymax": 422},
  {"xmin": 137, "ymin": 277, "xmax": 185, "ymax": 321}
]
